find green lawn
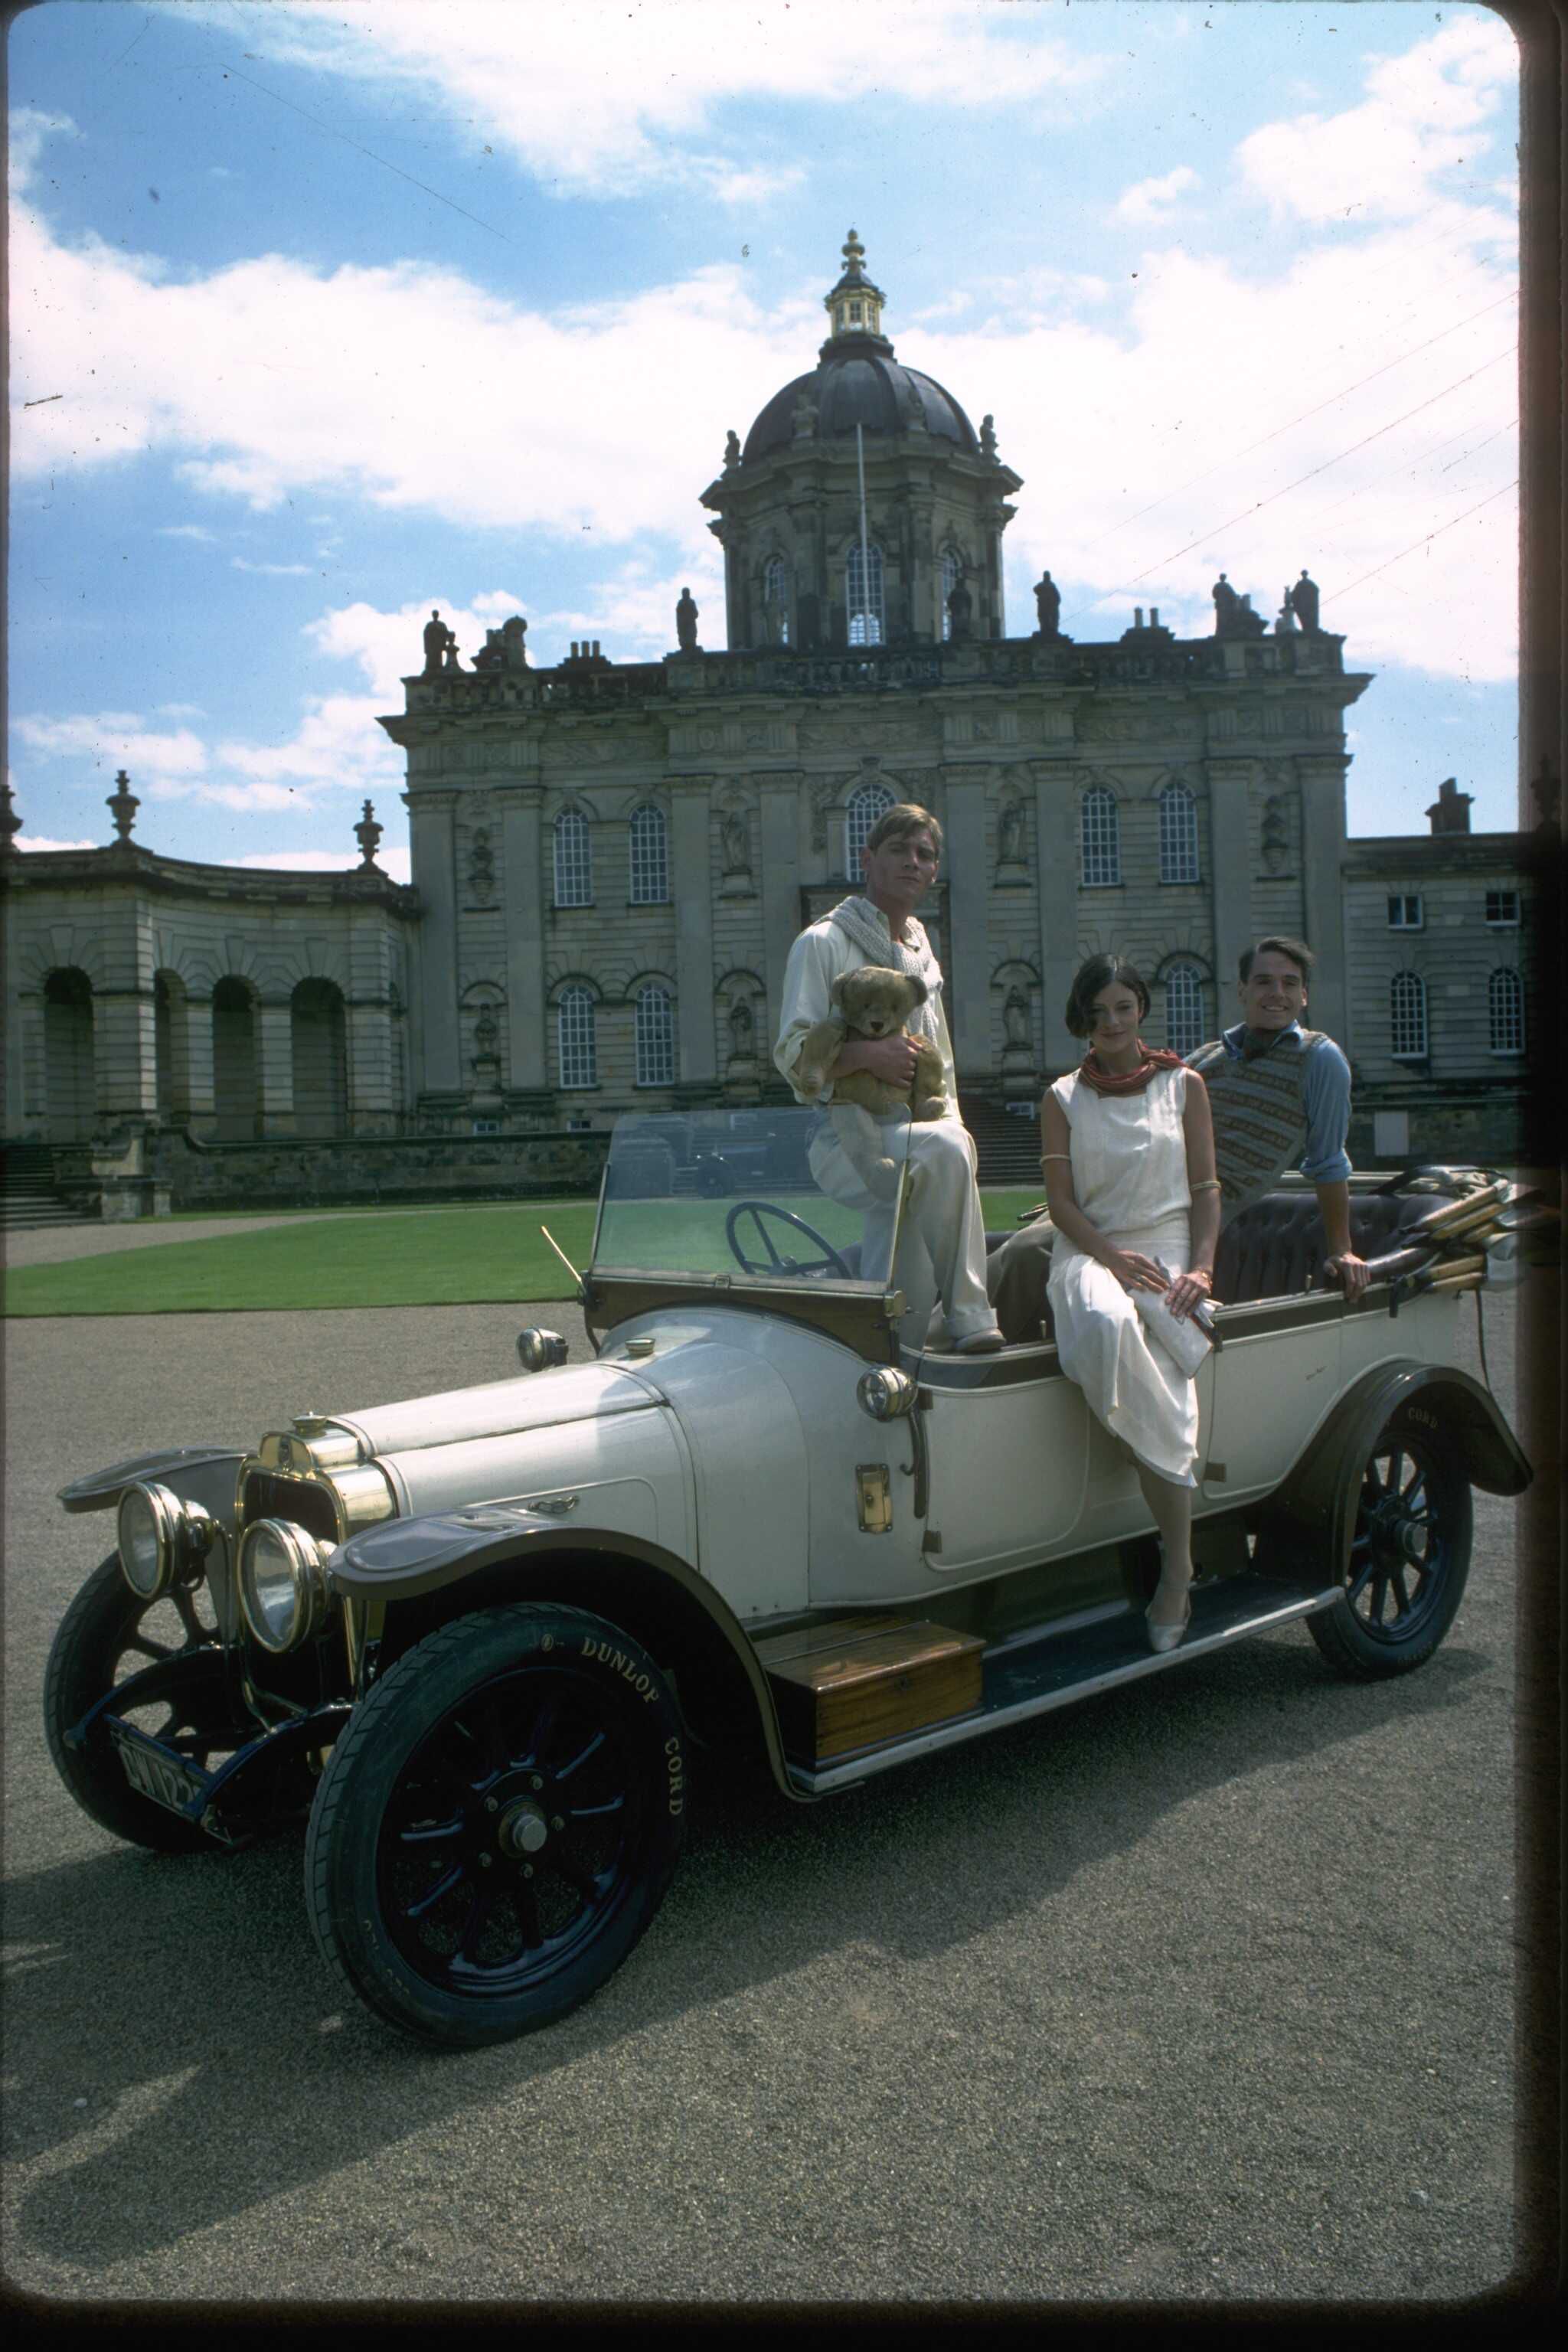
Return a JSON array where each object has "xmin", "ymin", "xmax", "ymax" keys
[{"xmin": 3, "ymin": 1190, "xmax": 1044, "ymax": 1318}]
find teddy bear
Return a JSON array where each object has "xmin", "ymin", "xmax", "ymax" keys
[{"xmin": 793, "ymin": 965, "xmax": 951, "ymax": 1199}]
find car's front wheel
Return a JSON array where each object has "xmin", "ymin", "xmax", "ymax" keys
[
  {"xmin": 1307, "ymin": 1415, "xmax": 1473, "ymax": 1679},
  {"xmin": 44, "ymin": 1553, "xmax": 232, "ymax": 1851},
  {"xmin": 305, "ymin": 1603, "xmax": 688, "ymax": 2045}
]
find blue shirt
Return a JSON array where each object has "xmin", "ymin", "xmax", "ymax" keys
[{"xmin": 1211, "ymin": 1020, "xmax": 1353, "ymax": 1186}]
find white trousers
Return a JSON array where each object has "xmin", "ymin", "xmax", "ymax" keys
[{"xmin": 809, "ymin": 1114, "xmax": 998, "ymax": 1348}]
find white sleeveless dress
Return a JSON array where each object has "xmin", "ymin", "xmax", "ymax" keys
[{"xmin": 1045, "ymin": 1065, "xmax": 1199, "ymax": 1487}]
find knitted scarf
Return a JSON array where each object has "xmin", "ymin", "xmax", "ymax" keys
[
  {"xmin": 1076, "ymin": 1043, "xmax": 1187, "ymax": 1097},
  {"xmin": 826, "ymin": 896, "xmax": 944, "ymax": 1050}
]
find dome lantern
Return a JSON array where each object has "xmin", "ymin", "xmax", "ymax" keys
[{"xmin": 823, "ymin": 227, "xmax": 890, "ymax": 349}]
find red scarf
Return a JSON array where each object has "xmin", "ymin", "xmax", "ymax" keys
[{"xmin": 1076, "ymin": 1042, "xmax": 1187, "ymax": 1096}]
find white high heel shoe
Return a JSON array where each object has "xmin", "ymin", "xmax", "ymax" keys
[{"xmin": 1145, "ymin": 1545, "xmax": 1193, "ymax": 1653}]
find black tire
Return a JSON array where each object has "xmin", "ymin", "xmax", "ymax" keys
[
  {"xmin": 305, "ymin": 1603, "xmax": 688, "ymax": 2047},
  {"xmin": 1307, "ymin": 1416, "xmax": 1473, "ymax": 1679},
  {"xmin": 44, "ymin": 1554, "xmax": 231, "ymax": 1852}
]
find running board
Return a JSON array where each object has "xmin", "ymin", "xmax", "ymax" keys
[{"xmin": 784, "ymin": 1566, "xmax": 1340, "ymax": 1795}]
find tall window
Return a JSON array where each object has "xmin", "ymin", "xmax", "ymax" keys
[
  {"xmin": 557, "ymin": 985, "xmax": 596, "ymax": 1089},
  {"xmin": 763, "ymin": 554, "xmax": 789, "ymax": 645},
  {"xmin": 1157, "ymin": 782, "xmax": 1200, "ymax": 884},
  {"xmin": 1164, "ymin": 964, "xmax": 1206, "ymax": 1057},
  {"xmin": 1391, "ymin": 971, "xmax": 1427, "ymax": 1060},
  {"xmin": 846, "ymin": 542, "xmax": 884, "ymax": 645},
  {"xmin": 844, "ymin": 780, "xmax": 895, "ymax": 877},
  {"xmin": 1080, "ymin": 787, "xmax": 1121, "ymax": 887},
  {"xmin": 1488, "ymin": 966, "xmax": 1524, "ymax": 1054},
  {"xmin": 553, "ymin": 809, "xmax": 592, "ymax": 907},
  {"xmin": 635, "ymin": 984, "xmax": 675, "ymax": 1086},
  {"xmin": 628, "ymin": 803, "xmax": 668, "ymax": 904},
  {"xmin": 939, "ymin": 549, "xmax": 961, "ymax": 642}
]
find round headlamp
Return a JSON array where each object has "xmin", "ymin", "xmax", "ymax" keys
[
  {"xmin": 857, "ymin": 1367, "xmax": 917, "ymax": 1422},
  {"xmin": 517, "ymin": 1327, "xmax": 569, "ymax": 1374},
  {"xmin": 239, "ymin": 1518, "xmax": 333, "ymax": 1654},
  {"xmin": 116, "ymin": 1481, "xmax": 213, "ymax": 1599}
]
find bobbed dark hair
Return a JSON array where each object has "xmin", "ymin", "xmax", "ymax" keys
[{"xmin": 1064, "ymin": 953, "xmax": 1151, "ymax": 1039}]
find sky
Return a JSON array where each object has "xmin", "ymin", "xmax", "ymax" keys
[{"xmin": 8, "ymin": 0, "xmax": 1521, "ymax": 881}]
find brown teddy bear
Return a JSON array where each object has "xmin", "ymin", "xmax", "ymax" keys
[{"xmin": 794, "ymin": 965, "xmax": 950, "ymax": 1199}]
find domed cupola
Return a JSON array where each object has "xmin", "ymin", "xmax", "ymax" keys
[
  {"xmin": 703, "ymin": 230, "xmax": 1021, "ymax": 652},
  {"xmin": 740, "ymin": 230, "xmax": 980, "ymax": 467}
]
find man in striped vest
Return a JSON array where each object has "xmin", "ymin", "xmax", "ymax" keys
[
  {"xmin": 988, "ymin": 933, "xmax": 1367, "ymax": 1339},
  {"xmin": 1184, "ymin": 936, "xmax": 1368, "ymax": 1298}
]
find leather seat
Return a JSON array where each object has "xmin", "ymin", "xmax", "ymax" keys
[{"xmin": 1212, "ymin": 1188, "xmax": 1447, "ymax": 1305}]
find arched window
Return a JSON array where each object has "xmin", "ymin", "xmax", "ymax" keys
[
  {"xmin": 553, "ymin": 809, "xmax": 593, "ymax": 907},
  {"xmin": 1164, "ymin": 963, "xmax": 1206, "ymax": 1058},
  {"xmin": 557, "ymin": 985, "xmax": 596, "ymax": 1089},
  {"xmin": 292, "ymin": 977, "xmax": 348, "ymax": 1136},
  {"xmin": 629, "ymin": 803, "xmax": 669, "ymax": 904},
  {"xmin": 1488, "ymin": 966, "xmax": 1524, "ymax": 1054},
  {"xmin": 939, "ymin": 550, "xmax": 961, "ymax": 642},
  {"xmin": 846, "ymin": 542, "xmax": 884, "ymax": 646},
  {"xmin": 1157, "ymin": 782, "xmax": 1200, "ymax": 884},
  {"xmin": 844, "ymin": 780, "xmax": 895, "ymax": 878},
  {"xmin": 154, "ymin": 972, "xmax": 191, "ymax": 1123},
  {"xmin": 1391, "ymin": 971, "xmax": 1427, "ymax": 1060},
  {"xmin": 43, "ymin": 968, "xmax": 95, "ymax": 1142},
  {"xmin": 763, "ymin": 555, "xmax": 789, "ymax": 646},
  {"xmin": 1080, "ymin": 787, "xmax": 1121, "ymax": 887},
  {"xmin": 213, "ymin": 975, "xmax": 261, "ymax": 1140},
  {"xmin": 635, "ymin": 984, "xmax": 675, "ymax": 1086}
]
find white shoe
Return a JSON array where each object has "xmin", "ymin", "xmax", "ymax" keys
[{"xmin": 953, "ymin": 1327, "xmax": 1005, "ymax": 1355}]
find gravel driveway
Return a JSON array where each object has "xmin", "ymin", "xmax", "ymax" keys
[{"xmin": 2, "ymin": 1279, "xmax": 1553, "ymax": 2307}]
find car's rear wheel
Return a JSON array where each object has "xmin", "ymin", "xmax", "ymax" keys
[
  {"xmin": 305, "ymin": 1603, "xmax": 688, "ymax": 2046},
  {"xmin": 1307, "ymin": 1416, "xmax": 1472, "ymax": 1679},
  {"xmin": 44, "ymin": 1554, "xmax": 231, "ymax": 1851}
]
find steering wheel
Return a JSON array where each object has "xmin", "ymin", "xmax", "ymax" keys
[{"xmin": 724, "ymin": 1200, "xmax": 853, "ymax": 1279}]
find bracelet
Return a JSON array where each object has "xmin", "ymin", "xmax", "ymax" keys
[
  {"xmin": 1040, "ymin": 1153, "xmax": 1072, "ymax": 1163},
  {"xmin": 1191, "ymin": 1178, "xmax": 1221, "ymax": 1193}
]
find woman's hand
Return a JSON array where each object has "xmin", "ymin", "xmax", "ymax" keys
[
  {"xmin": 1165, "ymin": 1266, "xmax": 1214, "ymax": 1321},
  {"xmin": 1105, "ymin": 1249, "xmax": 1170, "ymax": 1294}
]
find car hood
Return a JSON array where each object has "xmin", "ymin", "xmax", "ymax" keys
[{"xmin": 321, "ymin": 1363, "xmax": 662, "ymax": 1462}]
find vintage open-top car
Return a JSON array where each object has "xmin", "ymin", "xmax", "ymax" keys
[{"xmin": 45, "ymin": 1109, "xmax": 1540, "ymax": 2047}]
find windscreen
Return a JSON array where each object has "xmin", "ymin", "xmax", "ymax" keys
[{"xmin": 591, "ymin": 1107, "xmax": 912, "ymax": 1289}]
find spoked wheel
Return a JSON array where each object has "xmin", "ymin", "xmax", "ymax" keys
[
  {"xmin": 305, "ymin": 1605, "xmax": 687, "ymax": 2046},
  {"xmin": 725, "ymin": 1200, "xmax": 851, "ymax": 1279},
  {"xmin": 44, "ymin": 1554, "xmax": 237, "ymax": 1851},
  {"xmin": 1308, "ymin": 1419, "xmax": 1473, "ymax": 1678}
]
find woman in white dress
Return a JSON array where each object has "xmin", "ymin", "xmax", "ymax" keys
[{"xmin": 1040, "ymin": 956, "xmax": 1221, "ymax": 1651}]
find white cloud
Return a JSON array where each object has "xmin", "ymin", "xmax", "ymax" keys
[
  {"xmin": 155, "ymin": 701, "xmax": 207, "ymax": 719},
  {"xmin": 7, "ymin": 106, "xmax": 76, "ymax": 194},
  {"xmin": 156, "ymin": 523, "xmax": 217, "ymax": 544},
  {"xmin": 15, "ymin": 833, "xmax": 99, "ymax": 854},
  {"xmin": 8, "ymin": 24, "xmax": 1517, "ymax": 688},
  {"xmin": 207, "ymin": 0, "xmax": 1110, "ymax": 198},
  {"xmin": 13, "ymin": 714, "xmax": 208, "ymax": 776},
  {"xmin": 1238, "ymin": 16, "xmax": 1517, "ymax": 226},
  {"xmin": 1115, "ymin": 165, "xmax": 1199, "ymax": 224},
  {"xmin": 238, "ymin": 845, "xmax": 412, "ymax": 884},
  {"xmin": 231, "ymin": 557, "xmax": 313, "ymax": 575}
]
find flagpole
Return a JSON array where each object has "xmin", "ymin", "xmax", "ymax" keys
[{"xmin": 856, "ymin": 423, "xmax": 874, "ymax": 645}]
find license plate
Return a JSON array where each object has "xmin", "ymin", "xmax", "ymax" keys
[{"xmin": 108, "ymin": 1720, "xmax": 208, "ymax": 1815}]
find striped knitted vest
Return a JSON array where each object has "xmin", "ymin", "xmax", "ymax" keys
[{"xmin": 1186, "ymin": 1029, "xmax": 1327, "ymax": 1225}]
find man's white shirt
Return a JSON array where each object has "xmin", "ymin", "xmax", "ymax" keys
[{"xmin": 773, "ymin": 907, "xmax": 959, "ymax": 1116}]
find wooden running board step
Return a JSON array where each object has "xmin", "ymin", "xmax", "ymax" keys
[
  {"xmin": 773, "ymin": 1564, "xmax": 1341, "ymax": 1795},
  {"xmin": 755, "ymin": 1614, "xmax": 985, "ymax": 1766}
]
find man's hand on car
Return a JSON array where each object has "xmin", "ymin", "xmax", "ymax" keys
[{"xmin": 1325, "ymin": 1251, "xmax": 1370, "ymax": 1300}]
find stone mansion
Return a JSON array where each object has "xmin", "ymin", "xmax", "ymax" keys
[{"xmin": 2, "ymin": 234, "xmax": 1547, "ymax": 1213}]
